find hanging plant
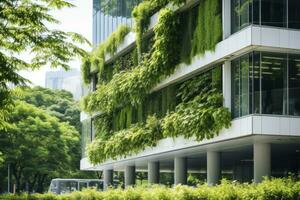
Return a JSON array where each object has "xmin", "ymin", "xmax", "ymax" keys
[{"xmin": 87, "ymin": 74, "xmax": 231, "ymax": 165}]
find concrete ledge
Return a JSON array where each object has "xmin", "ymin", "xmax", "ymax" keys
[
  {"xmin": 154, "ymin": 25, "xmax": 300, "ymax": 91},
  {"xmin": 81, "ymin": 115, "xmax": 300, "ymax": 171}
]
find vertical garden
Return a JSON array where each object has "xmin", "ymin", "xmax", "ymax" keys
[{"xmin": 81, "ymin": 0, "xmax": 231, "ymax": 165}]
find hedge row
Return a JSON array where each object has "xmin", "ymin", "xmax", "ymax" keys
[{"xmin": 1, "ymin": 178, "xmax": 300, "ymax": 200}]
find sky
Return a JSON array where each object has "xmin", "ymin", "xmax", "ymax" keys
[{"xmin": 19, "ymin": 0, "xmax": 93, "ymax": 87}]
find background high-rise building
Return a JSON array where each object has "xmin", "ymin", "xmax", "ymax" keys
[{"xmin": 45, "ymin": 68, "xmax": 83, "ymax": 100}]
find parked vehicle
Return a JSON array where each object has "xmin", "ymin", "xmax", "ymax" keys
[{"xmin": 48, "ymin": 179, "xmax": 103, "ymax": 194}]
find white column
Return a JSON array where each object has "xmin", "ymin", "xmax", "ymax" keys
[
  {"xmin": 254, "ymin": 143, "xmax": 271, "ymax": 183},
  {"xmin": 148, "ymin": 161, "xmax": 160, "ymax": 184},
  {"xmin": 174, "ymin": 157, "xmax": 187, "ymax": 185},
  {"xmin": 103, "ymin": 169, "xmax": 113, "ymax": 190},
  {"xmin": 223, "ymin": 61, "xmax": 231, "ymax": 110},
  {"xmin": 222, "ymin": 0, "xmax": 231, "ymax": 39},
  {"xmin": 207, "ymin": 151, "xmax": 221, "ymax": 185},
  {"xmin": 125, "ymin": 166, "xmax": 135, "ymax": 187}
]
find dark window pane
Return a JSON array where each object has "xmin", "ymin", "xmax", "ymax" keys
[
  {"xmin": 232, "ymin": 59, "xmax": 240, "ymax": 118},
  {"xmin": 289, "ymin": 54, "xmax": 300, "ymax": 115},
  {"xmin": 231, "ymin": 0, "xmax": 252, "ymax": 33},
  {"xmin": 253, "ymin": 52, "xmax": 261, "ymax": 114},
  {"xmin": 231, "ymin": 0, "xmax": 240, "ymax": 33},
  {"xmin": 240, "ymin": 0, "xmax": 251, "ymax": 29},
  {"xmin": 288, "ymin": 0, "xmax": 300, "ymax": 29},
  {"xmin": 261, "ymin": 0, "xmax": 287, "ymax": 27},
  {"xmin": 252, "ymin": 0, "xmax": 260, "ymax": 24},
  {"xmin": 261, "ymin": 53, "xmax": 287, "ymax": 115},
  {"xmin": 211, "ymin": 66, "xmax": 223, "ymax": 92},
  {"xmin": 240, "ymin": 55, "xmax": 250, "ymax": 116},
  {"xmin": 249, "ymin": 53, "xmax": 253, "ymax": 114}
]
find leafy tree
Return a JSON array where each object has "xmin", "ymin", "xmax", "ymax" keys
[
  {"xmin": 0, "ymin": 101, "xmax": 78, "ymax": 192},
  {"xmin": 0, "ymin": 87, "xmax": 97, "ymax": 193},
  {"xmin": 20, "ymin": 86, "xmax": 81, "ymax": 131},
  {"xmin": 0, "ymin": 0, "xmax": 89, "ymax": 129}
]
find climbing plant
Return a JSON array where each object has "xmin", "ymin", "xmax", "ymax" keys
[
  {"xmin": 81, "ymin": 0, "xmax": 228, "ymax": 165},
  {"xmin": 81, "ymin": 57, "xmax": 92, "ymax": 84},
  {"xmin": 87, "ymin": 25, "xmax": 131, "ymax": 82},
  {"xmin": 132, "ymin": 0, "xmax": 186, "ymax": 57},
  {"xmin": 87, "ymin": 71, "xmax": 231, "ymax": 165},
  {"xmin": 191, "ymin": 0, "xmax": 222, "ymax": 56},
  {"xmin": 83, "ymin": 8, "xmax": 181, "ymax": 113}
]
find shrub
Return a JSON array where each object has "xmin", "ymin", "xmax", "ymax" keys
[{"xmin": 1, "ymin": 178, "xmax": 300, "ymax": 200}]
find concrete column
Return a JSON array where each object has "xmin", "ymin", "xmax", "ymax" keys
[
  {"xmin": 207, "ymin": 151, "xmax": 221, "ymax": 185},
  {"xmin": 103, "ymin": 169, "xmax": 113, "ymax": 190},
  {"xmin": 148, "ymin": 161, "xmax": 160, "ymax": 184},
  {"xmin": 125, "ymin": 166, "xmax": 136, "ymax": 187},
  {"xmin": 254, "ymin": 143, "xmax": 271, "ymax": 183},
  {"xmin": 174, "ymin": 157, "xmax": 187, "ymax": 185},
  {"xmin": 223, "ymin": 61, "xmax": 231, "ymax": 110},
  {"xmin": 222, "ymin": 0, "xmax": 231, "ymax": 39}
]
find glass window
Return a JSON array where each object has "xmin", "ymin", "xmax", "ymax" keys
[
  {"xmin": 252, "ymin": 0, "xmax": 260, "ymax": 24},
  {"xmin": 211, "ymin": 66, "xmax": 223, "ymax": 92},
  {"xmin": 288, "ymin": 54, "xmax": 300, "ymax": 115},
  {"xmin": 232, "ymin": 59, "xmax": 241, "ymax": 118},
  {"xmin": 261, "ymin": 0, "xmax": 287, "ymax": 27},
  {"xmin": 261, "ymin": 52, "xmax": 287, "ymax": 115},
  {"xmin": 231, "ymin": 0, "xmax": 240, "ymax": 33},
  {"xmin": 231, "ymin": 55, "xmax": 251, "ymax": 118},
  {"xmin": 81, "ymin": 119, "xmax": 92, "ymax": 158},
  {"xmin": 288, "ymin": 0, "xmax": 300, "ymax": 29},
  {"xmin": 253, "ymin": 52, "xmax": 261, "ymax": 114},
  {"xmin": 231, "ymin": 0, "xmax": 252, "ymax": 33},
  {"xmin": 231, "ymin": 52, "xmax": 300, "ymax": 118},
  {"xmin": 240, "ymin": 55, "xmax": 250, "ymax": 116}
]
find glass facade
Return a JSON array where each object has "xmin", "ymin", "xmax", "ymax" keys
[
  {"xmin": 231, "ymin": 51, "xmax": 300, "ymax": 119},
  {"xmin": 231, "ymin": 0, "xmax": 300, "ymax": 34},
  {"xmin": 93, "ymin": 0, "xmax": 141, "ymax": 45},
  {"xmin": 81, "ymin": 119, "xmax": 92, "ymax": 158}
]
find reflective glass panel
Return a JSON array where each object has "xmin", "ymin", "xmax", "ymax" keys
[
  {"xmin": 261, "ymin": 0, "xmax": 287, "ymax": 27},
  {"xmin": 289, "ymin": 54, "xmax": 300, "ymax": 115},
  {"xmin": 261, "ymin": 52, "xmax": 287, "ymax": 115},
  {"xmin": 232, "ymin": 59, "xmax": 241, "ymax": 118},
  {"xmin": 288, "ymin": 0, "xmax": 300, "ymax": 29},
  {"xmin": 253, "ymin": 52, "xmax": 261, "ymax": 114}
]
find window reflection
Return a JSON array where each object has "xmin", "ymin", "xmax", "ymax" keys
[
  {"xmin": 289, "ymin": 54, "xmax": 300, "ymax": 115},
  {"xmin": 93, "ymin": 0, "xmax": 141, "ymax": 45},
  {"xmin": 289, "ymin": 0, "xmax": 300, "ymax": 29},
  {"xmin": 231, "ymin": 51, "xmax": 300, "ymax": 119},
  {"xmin": 231, "ymin": 0, "xmax": 300, "ymax": 34},
  {"xmin": 261, "ymin": 0, "xmax": 286, "ymax": 27},
  {"xmin": 261, "ymin": 53, "xmax": 287, "ymax": 115},
  {"xmin": 231, "ymin": 55, "xmax": 250, "ymax": 118}
]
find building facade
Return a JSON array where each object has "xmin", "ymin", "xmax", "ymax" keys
[
  {"xmin": 45, "ymin": 68, "xmax": 83, "ymax": 100},
  {"xmin": 81, "ymin": 0, "xmax": 300, "ymax": 188}
]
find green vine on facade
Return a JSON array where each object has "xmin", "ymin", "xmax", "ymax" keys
[
  {"xmin": 81, "ymin": 57, "xmax": 92, "ymax": 84},
  {"xmin": 81, "ymin": 0, "xmax": 228, "ymax": 165},
  {"xmin": 87, "ymin": 76, "xmax": 231, "ymax": 165},
  {"xmin": 83, "ymin": 8, "xmax": 181, "ymax": 113},
  {"xmin": 81, "ymin": 25, "xmax": 131, "ymax": 84},
  {"xmin": 132, "ymin": 0, "xmax": 186, "ymax": 58}
]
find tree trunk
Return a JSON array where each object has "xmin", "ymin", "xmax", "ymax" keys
[
  {"xmin": 36, "ymin": 174, "xmax": 47, "ymax": 193},
  {"xmin": 12, "ymin": 164, "xmax": 23, "ymax": 193}
]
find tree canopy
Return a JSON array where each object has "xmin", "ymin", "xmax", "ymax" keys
[
  {"xmin": 0, "ymin": 101, "xmax": 77, "ymax": 192},
  {"xmin": 20, "ymin": 86, "xmax": 81, "ymax": 131},
  {"xmin": 0, "ymin": 88, "xmax": 96, "ymax": 193},
  {"xmin": 0, "ymin": 0, "xmax": 89, "ymax": 129}
]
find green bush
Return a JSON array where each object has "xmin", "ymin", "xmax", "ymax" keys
[{"xmin": 2, "ymin": 178, "xmax": 300, "ymax": 200}]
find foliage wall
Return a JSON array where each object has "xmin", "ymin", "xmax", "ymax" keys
[
  {"xmin": 81, "ymin": 0, "xmax": 228, "ymax": 165},
  {"xmin": 1, "ymin": 178, "xmax": 300, "ymax": 200}
]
